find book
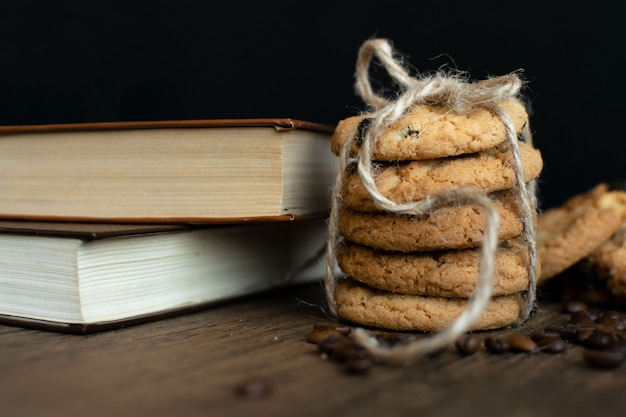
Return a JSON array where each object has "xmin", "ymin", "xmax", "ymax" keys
[
  {"xmin": 0, "ymin": 118, "xmax": 336, "ymax": 223},
  {"xmin": 0, "ymin": 219, "xmax": 329, "ymax": 333}
]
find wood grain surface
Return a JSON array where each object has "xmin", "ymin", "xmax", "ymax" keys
[{"xmin": 1, "ymin": 282, "xmax": 625, "ymax": 417}]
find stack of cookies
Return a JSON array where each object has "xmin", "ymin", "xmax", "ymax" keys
[{"xmin": 330, "ymin": 99, "xmax": 544, "ymax": 332}]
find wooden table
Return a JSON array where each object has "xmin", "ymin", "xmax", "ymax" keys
[{"xmin": 1, "ymin": 281, "xmax": 625, "ymax": 417}]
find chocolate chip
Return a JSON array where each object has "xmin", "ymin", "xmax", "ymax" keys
[
  {"xmin": 583, "ymin": 349, "xmax": 625, "ymax": 369},
  {"xmin": 455, "ymin": 333, "xmax": 481, "ymax": 356},
  {"xmin": 356, "ymin": 117, "xmax": 373, "ymax": 146},
  {"xmin": 406, "ymin": 126, "xmax": 419, "ymax": 137}
]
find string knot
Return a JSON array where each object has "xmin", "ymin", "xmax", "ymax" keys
[{"xmin": 356, "ymin": 38, "xmax": 524, "ymax": 115}]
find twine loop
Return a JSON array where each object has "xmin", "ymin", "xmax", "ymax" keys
[{"xmin": 325, "ymin": 38, "xmax": 538, "ymax": 364}]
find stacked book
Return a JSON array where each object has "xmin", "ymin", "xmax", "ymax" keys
[{"xmin": 0, "ymin": 118, "xmax": 337, "ymax": 333}]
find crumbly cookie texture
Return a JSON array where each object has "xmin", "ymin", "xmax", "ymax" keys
[
  {"xmin": 338, "ymin": 190, "xmax": 531, "ymax": 252},
  {"xmin": 336, "ymin": 238, "xmax": 532, "ymax": 298},
  {"xmin": 537, "ymin": 183, "xmax": 626, "ymax": 282},
  {"xmin": 341, "ymin": 141, "xmax": 543, "ymax": 211},
  {"xmin": 334, "ymin": 278, "xmax": 524, "ymax": 332},
  {"xmin": 331, "ymin": 99, "xmax": 528, "ymax": 161},
  {"xmin": 586, "ymin": 221, "xmax": 626, "ymax": 296}
]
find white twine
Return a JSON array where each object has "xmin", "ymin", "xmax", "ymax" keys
[{"xmin": 324, "ymin": 38, "xmax": 538, "ymax": 364}]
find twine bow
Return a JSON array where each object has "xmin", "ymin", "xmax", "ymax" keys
[{"xmin": 325, "ymin": 38, "xmax": 538, "ymax": 364}]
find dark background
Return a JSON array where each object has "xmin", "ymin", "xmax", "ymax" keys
[{"xmin": 1, "ymin": 1, "xmax": 624, "ymax": 210}]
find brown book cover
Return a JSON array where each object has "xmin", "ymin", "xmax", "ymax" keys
[{"xmin": 0, "ymin": 118, "xmax": 335, "ymax": 135}]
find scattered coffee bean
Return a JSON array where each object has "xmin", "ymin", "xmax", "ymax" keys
[
  {"xmin": 307, "ymin": 299, "xmax": 626, "ymax": 374},
  {"xmin": 583, "ymin": 349, "xmax": 625, "ymax": 369},
  {"xmin": 607, "ymin": 338, "xmax": 626, "ymax": 354},
  {"xmin": 540, "ymin": 338, "xmax": 568, "ymax": 354},
  {"xmin": 575, "ymin": 329, "xmax": 595, "ymax": 344},
  {"xmin": 596, "ymin": 316, "xmax": 624, "ymax": 332},
  {"xmin": 234, "ymin": 376, "xmax": 274, "ymax": 398},
  {"xmin": 598, "ymin": 310, "xmax": 622, "ymax": 321},
  {"xmin": 317, "ymin": 334, "xmax": 368, "ymax": 363},
  {"xmin": 306, "ymin": 323, "xmax": 351, "ymax": 344},
  {"xmin": 530, "ymin": 331, "xmax": 561, "ymax": 343},
  {"xmin": 570, "ymin": 310, "xmax": 595, "ymax": 326},
  {"xmin": 559, "ymin": 326, "xmax": 578, "ymax": 341},
  {"xmin": 584, "ymin": 331, "xmax": 615, "ymax": 350},
  {"xmin": 375, "ymin": 332, "xmax": 413, "ymax": 347},
  {"xmin": 563, "ymin": 300, "xmax": 588, "ymax": 314},
  {"xmin": 344, "ymin": 356, "xmax": 373, "ymax": 374},
  {"xmin": 485, "ymin": 337, "xmax": 510, "ymax": 354},
  {"xmin": 455, "ymin": 333, "xmax": 481, "ymax": 356},
  {"xmin": 507, "ymin": 335, "xmax": 538, "ymax": 353}
]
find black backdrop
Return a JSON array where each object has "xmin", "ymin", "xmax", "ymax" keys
[{"xmin": 1, "ymin": 1, "xmax": 625, "ymax": 209}]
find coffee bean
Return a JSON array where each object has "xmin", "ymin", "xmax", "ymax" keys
[
  {"xmin": 540, "ymin": 338, "xmax": 568, "ymax": 354},
  {"xmin": 307, "ymin": 323, "xmax": 351, "ymax": 344},
  {"xmin": 598, "ymin": 310, "xmax": 622, "ymax": 321},
  {"xmin": 530, "ymin": 331, "xmax": 561, "ymax": 343},
  {"xmin": 585, "ymin": 331, "xmax": 615, "ymax": 350},
  {"xmin": 563, "ymin": 300, "xmax": 588, "ymax": 314},
  {"xmin": 607, "ymin": 338, "xmax": 626, "ymax": 354},
  {"xmin": 559, "ymin": 326, "xmax": 578, "ymax": 341},
  {"xmin": 570, "ymin": 311, "xmax": 595, "ymax": 326},
  {"xmin": 455, "ymin": 334, "xmax": 481, "ymax": 356},
  {"xmin": 583, "ymin": 349, "xmax": 625, "ymax": 369},
  {"xmin": 544, "ymin": 325, "xmax": 565, "ymax": 333},
  {"xmin": 316, "ymin": 334, "xmax": 349, "ymax": 354},
  {"xmin": 575, "ymin": 329, "xmax": 595, "ymax": 345},
  {"xmin": 317, "ymin": 334, "xmax": 370, "ymax": 364},
  {"xmin": 375, "ymin": 332, "xmax": 412, "ymax": 347},
  {"xmin": 234, "ymin": 376, "xmax": 273, "ymax": 398},
  {"xmin": 485, "ymin": 337, "xmax": 510, "ymax": 354},
  {"xmin": 507, "ymin": 335, "xmax": 538, "ymax": 353},
  {"xmin": 535, "ymin": 334, "xmax": 562, "ymax": 347},
  {"xmin": 572, "ymin": 323, "xmax": 599, "ymax": 333},
  {"xmin": 596, "ymin": 317, "xmax": 624, "ymax": 332},
  {"xmin": 344, "ymin": 356, "xmax": 373, "ymax": 374}
]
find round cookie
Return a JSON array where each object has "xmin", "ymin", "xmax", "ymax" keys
[
  {"xmin": 537, "ymin": 183, "xmax": 626, "ymax": 282},
  {"xmin": 338, "ymin": 190, "xmax": 530, "ymax": 252},
  {"xmin": 336, "ymin": 239, "xmax": 532, "ymax": 298},
  {"xmin": 331, "ymin": 99, "xmax": 528, "ymax": 161},
  {"xmin": 341, "ymin": 140, "xmax": 543, "ymax": 211},
  {"xmin": 586, "ymin": 223, "xmax": 626, "ymax": 296},
  {"xmin": 334, "ymin": 278, "xmax": 524, "ymax": 332}
]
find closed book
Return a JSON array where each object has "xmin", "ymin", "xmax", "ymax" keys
[
  {"xmin": 0, "ymin": 118, "xmax": 336, "ymax": 223},
  {"xmin": 0, "ymin": 219, "xmax": 329, "ymax": 333}
]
